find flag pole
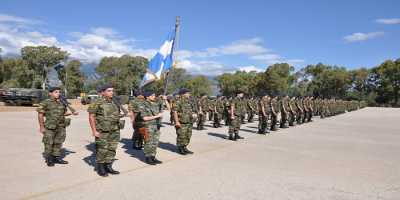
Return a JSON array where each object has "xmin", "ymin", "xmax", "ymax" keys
[{"xmin": 163, "ymin": 16, "xmax": 180, "ymax": 95}]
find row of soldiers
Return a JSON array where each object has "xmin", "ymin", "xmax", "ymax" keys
[
  {"xmin": 169, "ymin": 91, "xmax": 365, "ymax": 137},
  {"xmin": 36, "ymin": 85, "xmax": 365, "ymax": 177}
]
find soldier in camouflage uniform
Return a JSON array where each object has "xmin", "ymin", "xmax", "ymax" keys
[
  {"xmin": 288, "ymin": 97, "xmax": 297, "ymax": 126},
  {"xmin": 197, "ymin": 94, "xmax": 208, "ymax": 130},
  {"xmin": 139, "ymin": 91, "xmax": 164, "ymax": 165},
  {"xmin": 128, "ymin": 92, "xmax": 145, "ymax": 150},
  {"xmin": 280, "ymin": 96, "xmax": 289, "ymax": 128},
  {"xmin": 270, "ymin": 96, "xmax": 280, "ymax": 131},
  {"xmin": 247, "ymin": 97, "xmax": 256, "ymax": 123},
  {"xmin": 88, "ymin": 84, "xmax": 124, "ymax": 177},
  {"xmin": 172, "ymin": 89, "xmax": 197, "ymax": 155},
  {"xmin": 295, "ymin": 97, "xmax": 304, "ymax": 124},
  {"xmin": 37, "ymin": 87, "xmax": 78, "ymax": 167},
  {"xmin": 227, "ymin": 90, "xmax": 245, "ymax": 140},
  {"xmin": 213, "ymin": 95, "xmax": 225, "ymax": 128},
  {"xmin": 258, "ymin": 94, "xmax": 271, "ymax": 134}
]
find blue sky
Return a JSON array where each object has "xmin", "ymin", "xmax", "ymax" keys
[{"xmin": 0, "ymin": 0, "xmax": 399, "ymax": 75}]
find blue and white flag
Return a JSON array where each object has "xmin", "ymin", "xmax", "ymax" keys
[{"xmin": 140, "ymin": 30, "xmax": 176, "ymax": 87}]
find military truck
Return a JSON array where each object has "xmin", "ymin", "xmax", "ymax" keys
[{"xmin": 1, "ymin": 88, "xmax": 47, "ymax": 106}]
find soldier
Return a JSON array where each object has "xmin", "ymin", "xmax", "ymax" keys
[
  {"xmin": 213, "ymin": 95, "xmax": 225, "ymax": 128},
  {"xmin": 247, "ymin": 97, "xmax": 256, "ymax": 123},
  {"xmin": 172, "ymin": 89, "xmax": 197, "ymax": 155},
  {"xmin": 280, "ymin": 96, "xmax": 289, "ymax": 128},
  {"xmin": 139, "ymin": 91, "xmax": 164, "ymax": 165},
  {"xmin": 270, "ymin": 96, "xmax": 280, "ymax": 131},
  {"xmin": 258, "ymin": 94, "xmax": 271, "ymax": 134},
  {"xmin": 295, "ymin": 97, "xmax": 304, "ymax": 124},
  {"xmin": 197, "ymin": 93, "xmax": 208, "ymax": 130},
  {"xmin": 88, "ymin": 84, "xmax": 124, "ymax": 177},
  {"xmin": 307, "ymin": 97, "xmax": 314, "ymax": 122},
  {"xmin": 128, "ymin": 92, "xmax": 145, "ymax": 150},
  {"xmin": 288, "ymin": 96, "xmax": 296, "ymax": 126},
  {"xmin": 208, "ymin": 97, "xmax": 215, "ymax": 121},
  {"xmin": 227, "ymin": 90, "xmax": 245, "ymax": 140},
  {"xmin": 37, "ymin": 87, "xmax": 78, "ymax": 167}
]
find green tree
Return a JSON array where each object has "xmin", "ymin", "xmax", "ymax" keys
[
  {"xmin": 0, "ymin": 58, "xmax": 33, "ymax": 88},
  {"xmin": 96, "ymin": 55, "xmax": 148, "ymax": 95},
  {"xmin": 21, "ymin": 46, "xmax": 69, "ymax": 89},
  {"xmin": 184, "ymin": 75, "xmax": 212, "ymax": 97},
  {"xmin": 256, "ymin": 63, "xmax": 295, "ymax": 96},
  {"xmin": 369, "ymin": 59, "xmax": 400, "ymax": 106},
  {"xmin": 56, "ymin": 60, "xmax": 86, "ymax": 97}
]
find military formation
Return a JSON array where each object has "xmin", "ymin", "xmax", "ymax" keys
[{"xmin": 37, "ymin": 85, "xmax": 366, "ymax": 177}]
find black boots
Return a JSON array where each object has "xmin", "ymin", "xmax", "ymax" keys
[
  {"xmin": 228, "ymin": 134, "xmax": 234, "ymax": 140},
  {"xmin": 53, "ymin": 156, "xmax": 68, "ymax": 164},
  {"xmin": 97, "ymin": 163, "xmax": 108, "ymax": 177},
  {"xmin": 152, "ymin": 156, "xmax": 163, "ymax": 164},
  {"xmin": 46, "ymin": 155, "xmax": 55, "ymax": 167},
  {"xmin": 145, "ymin": 156, "xmax": 162, "ymax": 165},
  {"xmin": 105, "ymin": 163, "xmax": 120, "ymax": 175},
  {"xmin": 46, "ymin": 155, "xmax": 68, "ymax": 166},
  {"xmin": 177, "ymin": 146, "xmax": 187, "ymax": 155},
  {"xmin": 235, "ymin": 133, "xmax": 244, "ymax": 140},
  {"xmin": 183, "ymin": 146, "xmax": 193, "ymax": 154}
]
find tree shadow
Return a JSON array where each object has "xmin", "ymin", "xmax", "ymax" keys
[
  {"xmin": 158, "ymin": 141, "xmax": 177, "ymax": 153},
  {"xmin": 120, "ymin": 138, "xmax": 146, "ymax": 162},
  {"xmin": 207, "ymin": 132, "xmax": 227, "ymax": 140},
  {"xmin": 82, "ymin": 143, "xmax": 97, "ymax": 171}
]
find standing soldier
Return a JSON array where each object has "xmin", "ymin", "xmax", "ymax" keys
[
  {"xmin": 213, "ymin": 95, "xmax": 225, "ymax": 128},
  {"xmin": 139, "ymin": 91, "xmax": 164, "ymax": 165},
  {"xmin": 270, "ymin": 96, "xmax": 280, "ymax": 131},
  {"xmin": 288, "ymin": 97, "xmax": 297, "ymax": 126},
  {"xmin": 88, "ymin": 84, "xmax": 125, "ymax": 177},
  {"xmin": 295, "ymin": 97, "xmax": 304, "ymax": 124},
  {"xmin": 172, "ymin": 89, "xmax": 197, "ymax": 155},
  {"xmin": 227, "ymin": 90, "xmax": 245, "ymax": 140},
  {"xmin": 37, "ymin": 87, "xmax": 78, "ymax": 167},
  {"xmin": 247, "ymin": 97, "xmax": 256, "ymax": 123},
  {"xmin": 280, "ymin": 96, "xmax": 289, "ymax": 128},
  {"xmin": 128, "ymin": 92, "xmax": 145, "ymax": 150},
  {"xmin": 258, "ymin": 94, "xmax": 271, "ymax": 134},
  {"xmin": 197, "ymin": 93, "xmax": 208, "ymax": 130},
  {"xmin": 307, "ymin": 97, "xmax": 314, "ymax": 122}
]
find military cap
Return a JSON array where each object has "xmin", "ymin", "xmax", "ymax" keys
[
  {"xmin": 178, "ymin": 88, "xmax": 190, "ymax": 95},
  {"xmin": 48, "ymin": 86, "xmax": 61, "ymax": 93},
  {"xmin": 143, "ymin": 91, "xmax": 156, "ymax": 98},
  {"xmin": 98, "ymin": 84, "xmax": 113, "ymax": 92}
]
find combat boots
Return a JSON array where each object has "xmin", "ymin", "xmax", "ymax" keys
[
  {"xmin": 53, "ymin": 156, "xmax": 68, "ymax": 164},
  {"xmin": 145, "ymin": 157, "xmax": 156, "ymax": 165},
  {"xmin": 105, "ymin": 163, "xmax": 120, "ymax": 174},
  {"xmin": 151, "ymin": 156, "xmax": 163, "ymax": 164},
  {"xmin": 228, "ymin": 134, "xmax": 235, "ymax": 141},
  {"xmin": 235, "ymin": 132, "xmax": 244, "ymax": 139},
  {"xmin": 46, "ymin": 155, "xmax": 55, "ymax": 167},
  {"xmin": 97, "ymin": 163, "xmax": 108, "ymax": 177},
  {"xmin": 183, "ymin": 146, "xmax": 194, "ymax": 154},
  {"xmin": 177, "ymin": 146, "xmax": 187, "ymax": 155}
]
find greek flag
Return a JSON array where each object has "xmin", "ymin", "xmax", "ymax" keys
[{"xmin": 140, "ymin": 30, "xmax": 176, "ymax": 87}]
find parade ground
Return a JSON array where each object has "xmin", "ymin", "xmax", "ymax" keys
[{"xmin": 0, "ymin": 107, "xmax": 399, "ymax": 200}]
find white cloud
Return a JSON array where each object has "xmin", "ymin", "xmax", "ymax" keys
[
  {"xmin": 343, "ymin": 32, "xmax": 384, "ymax": 42},
  {"xmin": 237, "ymin": 65, "xmax": 264, "ymax": 72},
  {"xmin": 0, "ymin": 13, "xmax": 304, "ymax": 76},
  {"xmin": 375, "ymin": 18, "xmax": 400, "ymax": 25},
  {"xmin": 0, "ymin": 14, "xmax": 41, "ymax": 25}
]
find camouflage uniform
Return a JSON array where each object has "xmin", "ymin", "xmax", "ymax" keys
[
  {"xmin": 87, "ymin": 97, "xmax": 122, "ymax": 164},
  {"xmin": 140, "ymin": 100, "xmax": 161, "ymax": 158},
  {"xmin": 173, "ymin": 96, "xmax": 196, "ymax": 150},
  {"xmin": 270, "ymin": 97, "xmax": 280, "ymax": 131},
  {"xmin": 227, "ymin": 96, "xmax": 245, "ymax": 140},
  {"xmin": 258, "ymin": 96, "xmax": 271, "ymax": 134},
  {"xmin": 128, "ymin": 96, "xmax": 145, "ymax": 149},
  {"xmin": 295, "ymin": 98, "xmax": 304, "ymax": 124},
  {"xmin": 247, "ymin": 98, "xmax": 256, "ymax": 123},
  {"xmin": 280, "ymin": 97, "xmax": 289, "ymax": 128},
  {"xmin": 197, "ymin": 96, "xmax": 208, "ymax": 130},
  {"xmin": 214, "ymin": 97, "xmax": 225, "ymax": 128},
  {"xmin": 37, "ymin": 98, "xmax": 69, "ymax": 158},
  {"xmin": 288, "ymin": 97, "xmax": 297, "ymax": 126}
]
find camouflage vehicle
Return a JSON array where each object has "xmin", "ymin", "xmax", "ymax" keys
[{"xmin": 1, "ymin": 88, "xmax": 48, "ymax": 106}]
